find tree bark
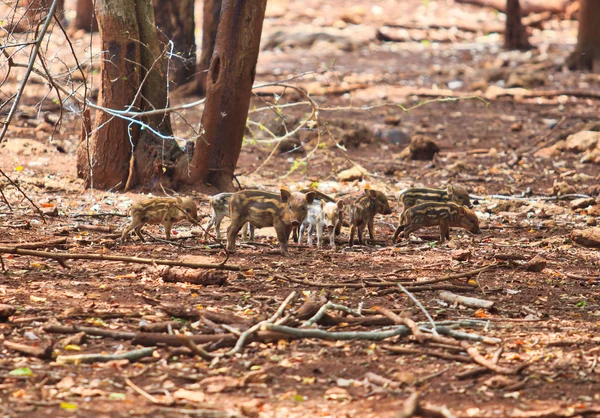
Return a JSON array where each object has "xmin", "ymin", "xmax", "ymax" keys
[
  {"xmin": 76, "ymin": 0, "xmax": 141, "ymax": 189},
  {"xmin": 504, "ymin": 0, "xmax": 530, "ymax": 50},
  {"xmin": 22, "ymin": 0, "xmax": 65, "ymax": 23},
  {"xmin": 566, "ymin": 0, "xmax": 600, "ymax": 71},
  {"xmin": 189, "ymin": 0, "xmax": 267, "ymax": 191},
  {"xmin": 76, "ymin": 0, "xmax": 187, "ymax": 191},
  {"xmin": 153, "ymin": 0, "xmax": 196, "ymax": 87},
  {"xmin": 72, "ymin": 0, "xmax": 98, "ymax": 32},
  {"xmin": 195, "ymin": 0, "xmax": 222, "ymax": 96}
]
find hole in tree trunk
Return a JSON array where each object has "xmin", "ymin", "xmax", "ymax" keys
[{"xmin": 211, "ymin": 56, "xmax": 220, "ymax": 84}]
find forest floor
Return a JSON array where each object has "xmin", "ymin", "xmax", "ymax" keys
[{"xmin": 2, "ymin": 0, "xmax": 600, "ymax": 417}]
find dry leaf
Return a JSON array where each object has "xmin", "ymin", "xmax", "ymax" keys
[
  {"xmin": 173, "ymin": 388, "xmax": 206, "ymax": 403},
  {"xmin": 198, "ymin": 376, "xmax": 240, "ymax": 393}
]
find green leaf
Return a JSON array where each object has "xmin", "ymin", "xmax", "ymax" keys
[
  {"xmin": 292, "ymin": 394, "xmax": 305, "ymax": 402},
  {"xmin": 109, "ymin": 393, "xmax": 127, "ymax": 400},
  {"xmin": 60, "ymin": 402, "xmax": 78, "ymax": 411},
  {"xmin": 576, "ymin": 300, "xmax": 587, "ymax": 308},
  {"xmin": 9, "ymin": 367, "xmax": 33, "ymax": 376}
]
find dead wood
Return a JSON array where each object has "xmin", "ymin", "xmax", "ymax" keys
[
  {"xmin": 139, "ymin": 321, "xmax": 184, "ymax": 333},
  {"xmin": 158, "ymin": 266, "xmax": 230, "ymax": 286},
  {"xmin": 510, "ymin": 405, "xmax": 600, "ymax": 418},
  {"xmin": 374, "ymin": 306, "xmax": 426, "ymax": 343},
  {"xmin": 455, "ymin": 366, "xmax": 491, "ymax": 379},
  {"xmin": 3, "ymin": 340, "xmax": 52, "ymax": 359},
  {"xmin": 365, "ymin": 371, "xmax": 401, "ymax": 389},
  {"xmin": 44, "ymin": 324, "xmax": 137, "ymax": 340},
  {"xmin": 177, "ymin": 335, "xmax": 214, "ymax": 360},
  {"xmin": 394, "ymin": 391, "xmax": 420, "ymax": 418},
  {"xmin": 73, "ymin": 224, "xmax": 117, "ymax": 233},
  {"xmin": 0, "ymin": 237, "xmax": 67, "ymax": 249},
  {"xmin": 383, "ymin": 345, "xmax": 471, "ymax": 362},
  {"xmin": 462, "ymin": 342, "xmax": 525, "ymax": 374},
  {"xmin": 455, "ymin": 0, "xmax": 570, "ymax": 15},
  {"xmin": 132, "ymin": 331, "xmax": 292, "ymax": 347},
  {"xmin": 384, "ymin": 18, "xmax": 504, "ymax": 34},
  {"xmin": 56, "ymin": 346, "xmax": 156, "ymax": 364},
  {"xmin": 438, "ymin": 291, "xmax": 495, "ymax": 309},
  {"xmin": 0, "ymin": 247, "xmax": 241, "ymax": 271}
]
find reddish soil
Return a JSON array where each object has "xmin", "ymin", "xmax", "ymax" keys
[{"xmin": 2, "ymin": 0, "xmax": 600, "ymax": 417}]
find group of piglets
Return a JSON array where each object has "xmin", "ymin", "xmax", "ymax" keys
[{"xmin": 121, "ymin": 184, "xmax": 481, "ymax": 255}]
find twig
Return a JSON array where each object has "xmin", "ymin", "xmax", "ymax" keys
[
  {"xmin": 177, "ymin": 335, "xmax": 215, "ymax": 360},
  {"xmin": 434, "ymin": 327, "xmax": 501, "ymax": 345},
  {"xmin": 57, "ymin": 347, "xmax": 156, "ymax": 364},
  {"xmin": 227, "ymin": 291, "xmax": 297, "ymax": 355},
  {"xmin": 300, "ymin": 301, "xmax": 362, "ymax": 328},
  {"xmin": 373, "ymin": 307, "xmax": 426, "ymax": 343},
  {"xmin": 383, "ymin": 345, "xmax": 471, "ymax": 363},
  {"xmin": 395, "ymin": 392, "xmax": 420, "ymax": 418},
  {"xmin": 461, "ymin": 342, "xmax": 524, "ymax": 375},
  {"xmin": 0, "ymin": 238, "xmax": 67, "ymax": 250},
  {"xmin": 398, "ymin": 284, "xmax": 439, "ymax": 336},
  {"xmin": 0, "ymin": 169, "xmax": 46, "ymax": 221},
  {"xmin": 125, "ymin": 377, "xmax": 174, "ymax": 405},
  {"xmin": 0, "ymin": 247, "xmax": 241, "ymax": 271},
  {"xmin": 266, "ymin": 324, "xmax": 411, "ymax": 341},
  {"xmin": 3, "ymin": 340, "xmax": 52, "ymax": 359}
]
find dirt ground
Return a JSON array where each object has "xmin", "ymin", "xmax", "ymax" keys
[{"xmin": 2, "ymin": 0, "xmax": 600, "ymax": 417}]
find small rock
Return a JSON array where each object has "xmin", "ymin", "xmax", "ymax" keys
[
  {"xmin": 452, "ymin": 250, "xmax": 471, "ymax": 261},
  {"xmin": 533, "ymin": 141, "xmax": 566, "ymax": 159},
  {"xmin": 565, "ymin": 131, "xmax": 600, "ymax": 153},
  {"xmin": 552, "ymin": 181, "xmax": 576, "ymax": 196},
  {"xmin": 588, "ymin": 205, "xmax": 600, "ymax": 217},
  {"xmin": 587, "ymin": 217, "xmax": 597, "ymax": 226},
  {"xmin": 240, "ymin": 399, "xmax": 264, "ymax": 418},
  {"xmin": 379, "ymin": 129, "xmax": 411, "ymax": 146},
  {"xmin": 511, "ymin": 122, "xmax": 523, "ymax": 132},
  {"xmin": 337, "ymin": 165, "xmax": 368, "ymax": 182},
  {"xmin": 401, "ymin": 135, "xmax": 440, "ymax": 161},
  {"xmin": 35, "ymin": 122, "xmax": 54, "ymax": 133},
  {"xmin": 571, "ymin": 197, "xmax": 596, "ymax": 210},
  {"xmin": 277, "ymin": 138, "xmax": 303, "ymax": 154},
  {"xmin": 0, "ymin": 304, "xmax": 16, "ymax": 321},
  {"xmin": 384, "ymin": 115, "xmax": 401, "ymax": 126},
  {"xmin": 572, "ymin": 227, "xmax": 600, "ymax": 248},
  {"xmin": 524, "ymin": 255, "xmax": 547, "ymax": 272}
]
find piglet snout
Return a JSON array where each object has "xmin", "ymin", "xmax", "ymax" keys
[{"xmin": 291, "ymin": 221, "xmax": 300, "ymax": 227}]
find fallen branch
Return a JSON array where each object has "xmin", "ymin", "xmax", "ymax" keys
[
  {"xmin": 177, "ymin": 335, "xmax": 215, "ymax": 361},
  {"xmin": 438, "ymin": 291, "xmax": 494, "ymax": 309},
  {"xmin": 56, "ymin": 346, "xmax": 156, "ymax": 364},
  {"xmin": 266, "ymin": 324, "xmax": 411, "ymax": 341},
  {"xmin": 44, "ymin": 324, "xmax": 136, "ymax": 340},
  {"xmin": 383, "ymin": 345, "xmax": 471, "ymax": 362},
  {"xmin": 510, "ymin": 405, "xmax": 600, "ymax": 418},
  {"xmin": 3, "ymin": 340, "xmax": 52, "ymax": 359},
  {"xmin": 462, "ymin": 342, "xmax": 524, "ymax": 375},
  {"xmin": 125, "ymin": 377, "xmax": 174, "ymax": 405},
  {"xmin": 395, "ymin": 391, "xmax": 420, "ymax": 418},
  {"xmin": 435, "ymin": 327, "xmax": 501, "ymax": 345},
  {"xmin": 227, "ymin": 291, "xmax": 297, "ymax": 356},
  {"xmin": 399, "ymin": 284, "xmax": 439, "ymax": 335},
  {"xmin": 0, "ymin": 238, "xmax": 67, "ymax": 250},
  {"xmin": 301, "ymin": 301, "xmax": 362, "ymax": 328},
  {"xmin": 0, "ymin": 247, "xmax": 241, "ymax": 271}
]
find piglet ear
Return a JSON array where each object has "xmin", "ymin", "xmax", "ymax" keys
[
  {"xmin": 176, "ymin": 197, "xmax": 183, "ymax": 203},
  {"xmin": 320, "ymin": 200, "xmax": 326, "ymax": 209},
  {"xmin": 446, "ymin": 184, "xmax": 454, "ymax": 197},
  {"xmin": 458, "ymin": 206, "xmax": 466, "ymax": 216},
  {"xmin": 337, "ymin": 200, "xmax": 344, "ymax": 210},
  {"xmin": 369, "ymin": 189, "xmax": 377, "ymax": 198},
  {"xmin": 280, "ymin": 188, "xmax": 291, "ymax": 203},
  {"xmin": 305, "ymin": 191, "xmax": 316, "ymax": 204}
]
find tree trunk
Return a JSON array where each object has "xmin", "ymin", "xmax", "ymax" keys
[
  {"xmin": 72, "ymin": 0, "xmax": 98, "ymax": 32},
  {"xmin": 504, "ymin": 0, "xmax": 530, "ymax": 50},
  {"xmin": 195, "ymin": 0, "xmax": 222, "ymax": 96},
  {"xmin": 22, "ymin": 0, "xmax": 65, "ymax": 23},
  {"xmin": 566, "ymin": 0, "xmax": 600, "ymax": 71},
  {"xmin": 153, "ymin": 0, "xmax": 196, "ymax": 87},
  {"xmin": 189, "ymin": 0, "xmax": 267, "ymax": 191},
  {"xmin": 77, "ymin": 0, "xmax": 186, "ymax": 191}
]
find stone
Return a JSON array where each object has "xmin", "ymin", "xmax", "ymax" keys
[
  {"xmin": 404, "ymin": 135, "xmax": 440, "ymax": 161},
  {"xmin": 552, "ymin": 181, "xmax": 575, "ymax": 196},
  {"xmin": 534, "ymin": 140, "xmax": 565, "ymax": 159},
  {"xmin": 379, "ymin": 129, "xmax": 410, "ymax": 146},
  {"xmin": 524, "ymin": 255, "xmax": 547, "ymax": 272},
  {"xmin": 572, "ymin": 227, "xmax": 600, "ymax": 248},
  {"xmin": 588, "ymin": 205, "xmax": 600, "ymax": 217},
  {"xmin": 565, "ymin": 131, "xmax": 600, "ymax": 153},
  {"xmin": 337, "ymin": 165, "xmax": 368, "ymax": 182},
  {"xmin": 571, "ymin": 197, "xmax": 596, "ymax": 210}
]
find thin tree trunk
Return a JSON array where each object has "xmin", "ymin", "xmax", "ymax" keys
[
  {"xmin": 72, "ymin": 0, "xmax": 98, "ymax": 32},
  {"xmin": 504, "ymin": 0, "xmax": 530, "ymax": 50},
  {"xmin": 22, "ymin": 0, "xmax": 65, "ymax": 23},
  {"xmin": 153, "ymin": 0, "xmax": 196, "ymax": 87},
  {"xmin": 195, "ymin": 0, "xmax": 222, "ymax": 96},
  {"xmin": 189, "ymin": 0, "xmax": 267, "ymax": 191},
  {"xmin": 566, "ymin": 0, "xmax": 600, "ymax": 71},
  {"xmin": 76, "ymin": 0, "xmax": 141, "ymax": 189}
]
